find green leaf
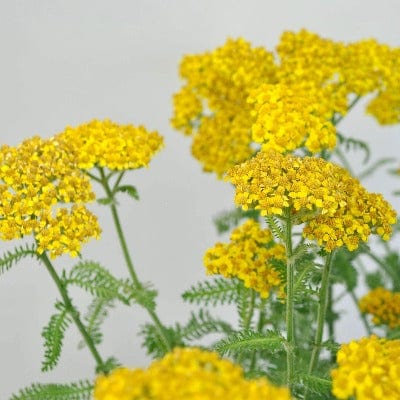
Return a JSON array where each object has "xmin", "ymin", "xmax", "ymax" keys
[
  {"xmin": 177, "ymin": 310, "xmax": 232, "ymax": 341},
  {"xmin": 358, "ymin": 157, "xmax": 396, "ymax": 180},
  {"xmin": 332, "ymin": 248, "xmax": 358, "ymax": 291},
  {"xmin": 64, "ymin": 261, "xmax": 129, "ymax": 304},
  {"xmin": 41, "ymin": 301, "xmax": 72, "ymax": 372},
  {"xmin": 0, "ymin": 243, "xmax": 38, "ymax": 275},
  {"xmin": 365, "ymin": 271, "xmax": 385, "ymax": 290},
  {"xmin": 182, "ymin": 277, "xmax": 241, "ymax": 306},
  {"xmin": 78, "ymin": 297, "xmax": 115, "ymax": 349},
  {"xmin": 97, "ymin": 197, "xmax": 114, "ymax": 205},
  {"xmin": 123, "ymin": 281, "xmax": 158, "ymax": 311},
  {"xmin": 336, "ymin": 132, "xmax": 370, "ymax": 164},
  {"xmin": 213, "ymin": 208, "xmax": 259, "ymax": 234},
  {"xmin": 294, "ymin": 373, "xmax": 332, "ymax": 396},
  {"xmin": 10, "ymin": 381, "xmax": 93, "ymax": 400},
  {"xmin": 214, "ymin": 330, "xmax": 285, "ymax": 357},
  {"xmin": 116, "ymin": 185, "xmax": 140, "ymax": 200},
  {"xmin": 265, "ymin": 216, "xmax": 285, "ymax": 241}
]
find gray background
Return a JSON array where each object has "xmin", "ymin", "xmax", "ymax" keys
[{"xmin": 1, "ymin": 1, "xmax": 399, "ymax": 398}]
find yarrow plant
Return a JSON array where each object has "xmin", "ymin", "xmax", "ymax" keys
[{"xmin": 1, "ymin": 29, "xmax": 400, "ymax": 400}]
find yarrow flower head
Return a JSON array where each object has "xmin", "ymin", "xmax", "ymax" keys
[
  {"xmin": 359, "ymin": 287, "xmax": 400, "ymax": 329},
  {"xmin": 94, "ymin": 347, "xmax": 291, "ymax": 400},
  {"xmin": 204, "ymin": 219, "xmax": 285, "ymax": 298},
  {"xmin": 0, "ymin": 136, "xmax": 100, "ymax": 258},
  {"xmin": 226, "ymin": 150, "xmax": 397, "ymax": 251},
  {"xmin": 248, "ymin": 83, "xmax": 336, "ymax": 153},
  {"xmin": 55, "ymin": 119, "xmax": 164, "ymax": 171},
  {"xmin": 171, "ymin": 37, "xmax": 277, "ymax": 177},
  {"xmin": 331, "ymin": 335, "xmax": 400, "ymax": 399}
]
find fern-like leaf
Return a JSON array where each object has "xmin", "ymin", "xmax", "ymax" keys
[
  {"xmin": 78, "ymin": 297, "xmax": 115, "ymax": 349},
  {"xmin": 122, "ymin": 281, "xmax": 158, "ymax": 311},
  {"xmin": 295, "ymin": 373, "xmax": 332, "ymax": 396},
  {"xmin": 182, "ymin": 277, "xmax": 241, "ymax": 306},
  {"xmin": 41, "ymin": 301, "xmax": 72, "ymax": 372},
  {"xmin": 63, "ymin": 261, "xmax": 128, "ymax": 304},
  {"xmin": 0, "ymin": 243, "xmax": 38, "ymax": 275},
  {"xmin": 214, "ymin": 330, "xmax": 285, "ymax": 357},
  {"xmin": 265, "ymin": 216, "xmax": 285, "ymax": 241},
  {"xmin": 178, "ymin": 310, "xmax": 232, "ymax": 341},
  {"xmin": 10, "ymin": 380, "xmax": 93, "ymax": 400}
]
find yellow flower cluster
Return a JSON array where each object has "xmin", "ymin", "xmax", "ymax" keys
[
  {"xmin": 0, "ymin": 137, "xmax": 100, "ymax": 258},
  {"xmin": 172, "ymin": 30, "xmax": 400, "ymax": 176},
  {"xmin": 359, "ymin": 287, "xmax": 400, "ymax": 329},
  {"xmin": 55, "ymin": 119, "xmax": 164, "ymax": 171},
  {"xmin": 331, "ymin": 335, "xmax": 400, "ymax": 399},
  {"xmin": 94, "ymin": 347, "xmax": 291, "ymax": 400},
  {"xmin": 204, "ymin": 220, "xmax": 285, "ymax": 298},
  {"xmin": 248, "ymin": 83, "xmax": 336, "ymax": 153},
  {"xmin": 171, "ymin": 37, "xmax": 277, "ymax": 176},
  {"xmin": 226, "ymin": 150, "xmax": 397, "ymax": 251}
]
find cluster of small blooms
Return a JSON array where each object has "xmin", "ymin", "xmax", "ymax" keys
[
  {"xmin": 359, "ymin": 287, "xmax": 400, "ymax": 329},
  {"xmin": 331, "ymin": 335, "xmax": 400, "ymax": 399},
  {"xmin": 204, "ymin": 219, "xmax": 285, "ymax": 298},
  {"xmin": 248, "ymin": 83, "xmax": 336, "ymax": 153},
  {"xmin": 226, "ymin": 150, "xmax": 397, "ymax": 251},
  {"xmin": 172, "ymin": 31, "xmax": 400, "ymax": 177},
  {"xmin": 0, "ymin": 137, "xmax": 100, "ymax": 258},
  {"xmin": 171, "ymin": 38, "xmax": 277, "ymax": 176},
  {"xmin": 55, "ymin": 119, "xmax": 164, "ymax": 171},
  {"xmin": 94, "ymin": 347, "xmax": 291, "ymax": 400}
]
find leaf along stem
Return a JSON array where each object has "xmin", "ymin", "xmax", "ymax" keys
[{"xmin": 39, "ymin": 252, "xmax": 107, "ymax": 373}]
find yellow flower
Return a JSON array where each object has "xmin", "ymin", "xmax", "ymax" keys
[
  {"xmin": 0, "ymin": 136, "xmax": 100, "ymax": 258},
  {"xmin": 226, "ymin": 150, "xmax": 397, "ymax": 251},
  {"xmin": 359, "ymin": 287, "xmax": 400, "ymax": 329},
  {"xmin": 55, "ymin": 119, "xmax": 164, "ymax": 171},
  {"xmin": 171, "ymin": 37, "xmax": 277, "ymax": 177},
  {"xmin": 331, "ymin": 335, "xmax": 400, "ymax": 400},
  {"xmin": 204, "ymin": 220, "xmax": 285, "ymax": 298},
  {"xmin": 94, "ymin": 347, "xmax": 291, "ymax": 400}
]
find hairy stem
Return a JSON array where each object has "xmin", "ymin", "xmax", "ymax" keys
[{"xmin": 40, "ymin": 253, "xmax": 107, "ymax": 373}]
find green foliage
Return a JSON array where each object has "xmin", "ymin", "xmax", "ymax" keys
[
  {"xmin": 123, "ymin": 281, "xmax": 158, "ymax": 311},
  {"xmin": 41, "ymin": 301, "xmax": 72, "ymax": 372},
  {"xmin": 237, "ymin": 287, "xmax": 255, "ymax": 330},
  {"xmin": 265, "ymin": 216, "xmax": 285, "ymax": 241},
  {"xmin": 116, "ymin": 184, "xmax": 140, "ymax": 200},
  {"xmin": 358, "ymin": 157, "xmax": 396, "ymax": 180},
  {"xmin": 177, "ymin": 309, "xmax": 232, "ymax": 341},
  {"xmin": 213, "ymin": 208, "xmax": 259, "ymax": 234},
  {"xmin": 182, "ymin": 277, "xmax": 241, "ymax": 306},
  {"xmin": 140, "ymin": 323, "xmax": 182, "ymax": 359},
  {"xmin": 0, "ymin": 243, "xmax": 38, "ymax": 275},
  {"xmin": 78, "ymin": 297, "xmax": 115, "ymax": 349},
  {"xmin": 96, "ymin": 197, "xmax": 115, "ymax": 205},
  {"xmin": 97, "ymin": 356, "xmax": 121, "ymax": 375},
  {"xmin": 365, "ymin": 271, "xmax": 385, "ymax": 290},
  {"xmin": 10, "ymin": 381, "xmax": 93, "ymax": 400},
  {"xmin": 63, "ymin": 261, "xmax": 129, "ymax": 304},
  {"xmin": 337, "ymin": 132, "xmax": 370, "ymax": 163},
  {"xmin": 294, "ymin": 373, "xmax": 333, "ymax": 398},
  {"xmin": 332, "ymin": 248, "xmax": 358, "ymax": 291},
  {"xmin": 214, "ymin": 330, "xmax": 285, "ymax": 357}
]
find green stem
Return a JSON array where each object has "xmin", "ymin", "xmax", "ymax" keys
[
  {"xmin": 308, "ymin": 251, "xmax": 334, "ymax": 375},
  {"xmin": 98, "ymin": 167, "xmax": 172, "ymax": 353},
  {"xmin": 283, "ymin": 210, "xmax": 295, "ymax": 392},
  {"xmin": 40, "ymin": 252, "xmax": 107, "ymax": 373}
]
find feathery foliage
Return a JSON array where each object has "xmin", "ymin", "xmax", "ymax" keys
[
  {"xmin": 214, "ymin": 330, "xmax": 285, "ymax": 357},
  {"xmin": 182, "ymin": 277, "xmax": 241, "ymax": 306},
  {"xmin": 337, "ymin": 132, "xmax": 370, "ymax": 163},
  {"xmin": 10, "ymin": 380, "xmax": 93, "ymax": 400},
  {"xmin": 41, "ymin": 301, "xmax": 72, "ymax": 372},
  {"xmin": 265, "ymin": 216, "xmax": 285, "ymax": 241},
  {"xmin": 213, "ymin": 208, "xmax": 260, "ymax": 234},
  {"xmin": 0, "ymin": 243, "xmax": 38, "ymax": 275},
  {"xmin": 177, "ymin": 309, "xmax": 232, "ymax": 341}
]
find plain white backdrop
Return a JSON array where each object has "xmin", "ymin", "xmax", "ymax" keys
[{"xmin": 1, "ymin": 1, "xmax": 399, "ymax": 398}]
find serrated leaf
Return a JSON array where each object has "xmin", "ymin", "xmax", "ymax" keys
[
  {"xmin": 0, "ymin": 243, "xmax": 38, "ymax": 275},
  {"xmin": 182, "ymin": 277, "xmax": 241, "ymax": 306},
  {"xmin": 214, "ymin": 330, "xmax": 285, "ymax": 357},
  {"xmin": 10, "ymin": 380, "xmax": 93, "ymax": 400},
  {"xmin": 41, "ymin": 301, "xmax": 72, "ymax": 372},
  {"xmin": 116, "ymin": 184, "xmax": 140, "ymax": 200},
  {"xmin": 295, "ymin": 373, "xmax": 332, "ymax": 396},
  {"xmin": 123, "ymin": 281, "xmax": 158, "ymax": 311},
  {"xmin": 265, "ymin": 216, "xmax": 285, "ymax": 241},
  {"xmin": 64, "ymin": 261, "xmax": 128, "ymax": 303}
]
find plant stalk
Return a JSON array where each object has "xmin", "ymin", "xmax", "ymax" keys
[{"xmin": 40, "ymin": 252, "xmax": 107, "ymax": 373}]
